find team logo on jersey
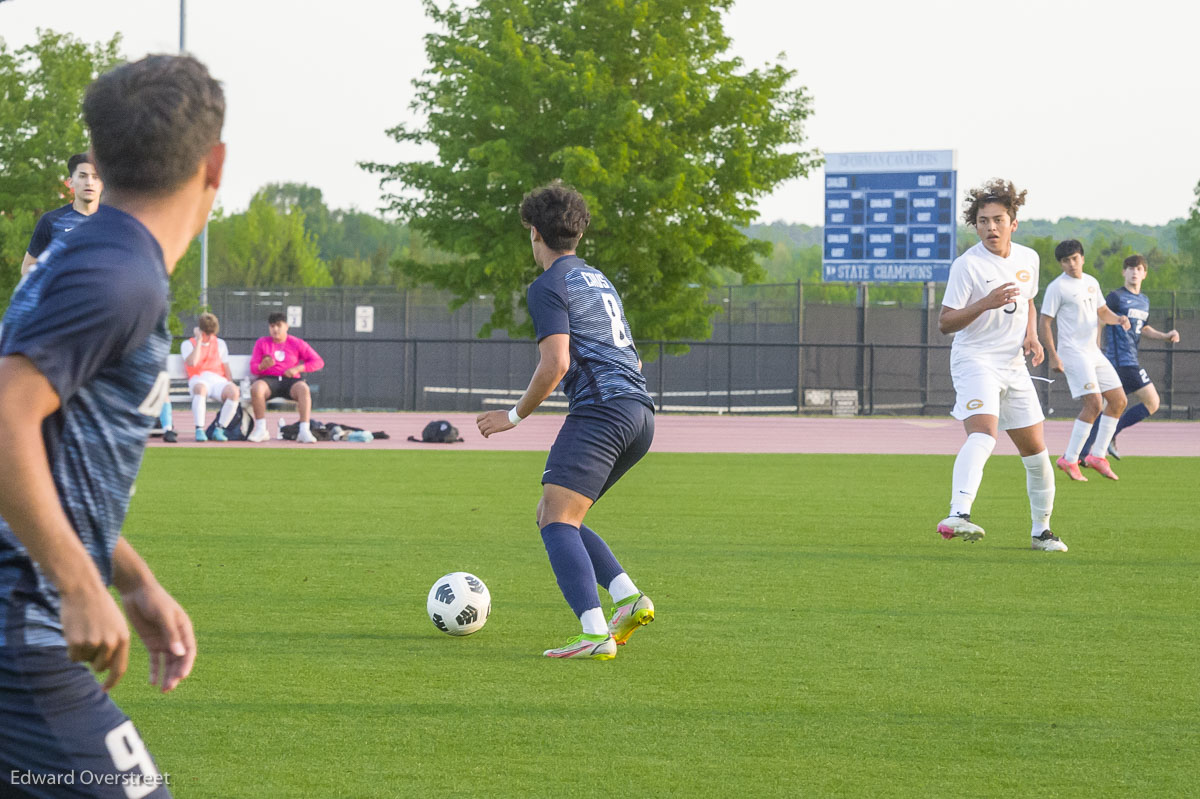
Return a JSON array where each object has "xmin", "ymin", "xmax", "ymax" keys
[
  {"xmin": 965, "ymin": 399, "xmax": 984, "ymax": 410},
  {"xmin": 274, "ymin": 350, "xmax": 286, "ymax": 362},
  {"xmin": 1085, "ymin": 382, "xmax": 1096, "ymax": 390},
  {"xmin": 1016, "ymin": 270, "xmax": 1032, "ymax": 283}
]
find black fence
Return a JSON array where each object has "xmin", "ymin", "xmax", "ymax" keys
[
  {"xmin": 194, "ymin": 285, "xmax": 1200, "ymax": 418},
  {"xmin": 204, "ymin": 334, "xmax": 1200, "ymax": 420}
]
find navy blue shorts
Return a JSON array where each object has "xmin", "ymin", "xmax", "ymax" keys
[
  {"xmin": 1116, "ymin": 364, "xmax": 1153, "ymax": 394},
  {"xmin": 542, "ymin": 396, "xmax": 655, "ymax": 501},
  {"xmin": 0, "ymin": 647, "xmax": 172, "ymax": 798}
]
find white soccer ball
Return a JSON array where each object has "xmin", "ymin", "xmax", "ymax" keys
[{"xmin": 426, "ymin": 572, "xmax": 491, "ymax": 636}]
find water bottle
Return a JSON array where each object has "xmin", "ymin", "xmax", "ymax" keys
[{"xmin": 346, "ymin": 430, "xmax": 374, "ymax": 443}]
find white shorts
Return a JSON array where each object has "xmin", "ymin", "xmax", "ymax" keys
[
  {"xmin": 950, "ymin": 359, "xmax": 1045, "ymax": 430},
  {"xmin": 188, "ymin": 371, "xmax": 233, "ymax": 399},
  {"xmin": 1060, "ymin": 349, "xmax": 1122, "ymax": 398}
]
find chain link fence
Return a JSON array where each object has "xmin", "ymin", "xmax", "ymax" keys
[{"xmin": 191, "ymin": 284, "xmax": 1200, "ymax": 419}]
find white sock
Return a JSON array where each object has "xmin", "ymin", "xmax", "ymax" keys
[
  {"xmin": 299, "ymin": 421, "xmax": 311, "ymax": 435},
  {"xmin": 1064, "ymin": 418, "xmax": 1092, "ymax": 462},
  {"xmin": 608, "ymin": 573, "xmax": 638, "ymax": 603},
  {"xmin": 1022, "ymin": 450, "xmax": 1054, "ymax": 535},
  {"xmin": 191, "ymin": 394, "xmax": 207, "ymax": 427},
  {"xmin": 949, "ymin": 433, "xmax": 995, "ymax": 517},
  {"xmin": 218, "ymin": 399, "xmax": 237, "ymax": 427},
  {"xmin": 580, "ymin": 607, "xmax": 607, "ymax": 635},
  {"xmin": 1090, "ymin": 415, "xmax": 1119, "ymax": 458},
  {"xmin": 253, "ymin": 418, "xmax": 266, "ymax": 434}
]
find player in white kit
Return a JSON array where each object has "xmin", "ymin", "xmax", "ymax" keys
[
  {"xmin": 936, "ymin": 179, "xmax": 1066, "ymax": 552},
  {"xmin": 1038, "ymin": 240, "xmax": 1129, "ymax": 482}
]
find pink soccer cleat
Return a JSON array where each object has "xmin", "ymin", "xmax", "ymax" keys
[
  {"xmin": 1083, "ymin": 454, "xmax": 1119, "ymax": 480},
  {"xmin": 1056, "ymin": 457, "xmax": 1088, "ymax": 482}
]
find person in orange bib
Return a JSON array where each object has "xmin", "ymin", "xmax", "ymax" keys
[{"xmin": 180, "ymin": 313, "xmax": 240, "ymax": 441}]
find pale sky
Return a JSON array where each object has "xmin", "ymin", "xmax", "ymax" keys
[{"xmin": 3, "ymin": 0, "xmax": 1197, "ymax": 226}]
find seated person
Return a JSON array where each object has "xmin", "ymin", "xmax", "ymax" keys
[
  {"xmin": 247, "ymin": 312, "xmax": 324, "ymax": 443},
  {"xmin": 181, "ymin": 312, "xmax": 241, "ymax": 441}
]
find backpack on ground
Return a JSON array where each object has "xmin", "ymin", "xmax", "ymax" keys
[
  {"xmin": 205, "ymin": 405, "xmax": 251, "ymax": 441},
  {"xmin": 408, "ymin": 419, "xmax": 463, "ymax": 443}
]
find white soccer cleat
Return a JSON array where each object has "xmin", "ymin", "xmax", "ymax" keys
[
  {"xmin": 296, "ymin": 428, "xmax": 317, "ymax": 444},
  {"xmin": 1031, "ymin": 531, "xmax": 1068, "ymax": 552},
  {"xmin": 247, "ymin": 426, "xmax": 270, "ymax": 443},
  {"xmin": 937, "ymin": 513, "xmax": 985, "ymax": 543}
]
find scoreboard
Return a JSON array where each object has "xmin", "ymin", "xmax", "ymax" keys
[{"xmin": 822, "ymin": 150, "xmax": 956, "ymax": 283}]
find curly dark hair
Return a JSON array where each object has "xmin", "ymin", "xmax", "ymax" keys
[
  {"xmin": 962, "ymin": 178, "xmax": 1027, "ymax": 226},
  {"xmin": 519, "ymin": 181, "xmax": 590, "ymax": 252}
]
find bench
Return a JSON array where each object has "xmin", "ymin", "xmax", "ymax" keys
[{"xmin": 163, "ymin": 353, "xmax": 316, "ymax": 415}]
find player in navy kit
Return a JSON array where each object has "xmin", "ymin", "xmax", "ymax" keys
[
  {"xmin": 20, "ymin": 153, "xmax": 104, "ymax": 276},
  {"xmin": 477, "ymin": 183, "xmax": 656, "ymax": 660},
  {"xmin": 0, "ymin": 55, "xmax": 225, "ymax": 797},
  {"xmin": 1080, "ymin": 254, "xmax": 1181, "ymax": 459}
]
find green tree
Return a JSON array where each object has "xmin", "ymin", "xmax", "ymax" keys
[
  {"xmin": 364, "ymin": 0, "xmax": 818, "ymax": 340},
  {"xmin": 205, "ymin": 193, "xmax": 331, "ymax": 288},
  {"xmin": 1176, "ymin": 179, "xmax": 1200, "ymax": 293},
  {"xmin": 0, "ymin": 29, "xmax": 121, "ymax": 302}
]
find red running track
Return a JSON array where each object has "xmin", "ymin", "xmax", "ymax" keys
[{"xmin": 150, "ymin": 411, "xmax": 1199, "ymax": 456}]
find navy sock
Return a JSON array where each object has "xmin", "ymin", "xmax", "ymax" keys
[
  {"xmin": 1081, "ymin": 417, "xmax": 1101, "ymax": 457},
  {"xmin": 539, "ymin": 522, "xmax": 601, "ymax": 618},
  {"xmin": 1115, "ymin": 403, "xmax": 1150, "ymax": 435},
  {"xmin": 579, "ymin": 524, "xmax": 623, "ymax": 589}
]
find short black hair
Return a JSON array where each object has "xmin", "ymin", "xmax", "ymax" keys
[
  {"xmin": 1123, "ymin": 254, "xmax": 1147, "ymax": 270},
  {"xmin": 267, "ymin": 312, "xmax": 287, "ymax": 325},
  {"xmin": 67, "ymin": 153, "xmax": 93, "ymax": 176},
  {"xmin": 1054, "ymin": 239, "xmax": 1084, "ymax": 261},
  {"xmin": 519, "ymin": 181, "xmax": 590, "ymax": 252},
  {"xmin": 82, "ymin": 54, "xmax": 224, "ymax": 195}
]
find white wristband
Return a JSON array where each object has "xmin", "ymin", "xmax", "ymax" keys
[{"xmin": 507, "ymin": 407, "xmax": 523, "ymax": 426}]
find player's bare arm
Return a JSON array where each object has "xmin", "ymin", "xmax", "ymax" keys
[
  {"xmin": 477, "ymin": 333, "xmax": 570, "ymax": 438},
  {"xmin": 112, "ymin": 537, "xmax": 196, "ymax": 694},
  {"xmin": 1142, "ymin": 324, "xmax": 1181, "ymax": 343},
  {"xmin": 1097, "ymin": 305, "xmax": 1130, "ymax": 330},
  {"xmin": 20, "ymin": 251, "xmax": 38, "ymax": 275},
  {"xmin": 184, "ymin": 327, "xmax": 204, "ymax": 367},
  {"xmin": 1038, "ymin": 314, "xmax": 1063, "ymax": 373},
  {"xmin": 938, "ymin": 282, "xmax": 1021, "ymax": 334},
  {"xmin": 0, "ymin": 355, "xmax": 131, "ymax": 690},
  {"xmin": 1023, "ymin": 299, "xmax": 1044, "ymax": 366}
]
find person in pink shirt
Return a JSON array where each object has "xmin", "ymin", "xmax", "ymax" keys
[{"xmin": 246, "ymin": 312, "xmax": 325, "ymax": 443}]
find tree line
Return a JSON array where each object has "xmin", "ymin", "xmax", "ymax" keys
[{"xmin": 3, "ymin": 24, "xmax": 1199, "ymax": 340}]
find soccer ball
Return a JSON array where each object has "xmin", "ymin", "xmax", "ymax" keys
[{"xmin": 426, "ymin": 572, "xmax": 491, "ymax": 636}]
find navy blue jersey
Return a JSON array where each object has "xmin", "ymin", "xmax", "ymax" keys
[
  {"xmin": 0, "ymin": 206, "xmax": 170, "ymax": 648},
  {"xmin": 526, "ymin": 255, "xmax": 652, "ymax": 412},
  {"xmin": 1102, "ymin": 287, "xmax": 1151, "ymax": 367},
  {"xmin": 26, "ymin": 204, "xmax": 92, "ymax": 259}
]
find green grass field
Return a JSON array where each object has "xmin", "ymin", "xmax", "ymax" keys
[{"xmin": 116, "ymin": 450, "xmax": 1198, "ymax": 798}]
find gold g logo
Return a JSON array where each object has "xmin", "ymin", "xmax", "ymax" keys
[
  {"xmin": 1016, "ymin": 270, "xmax": 1032, "ymax": 283},
  {"xmin": 966, "ymin": 399, "xmax": 984, "ymax": 410}
]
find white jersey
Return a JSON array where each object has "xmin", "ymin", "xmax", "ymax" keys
[
  {"xmin": 941, "ymin": 241, "xmax": 1039, "ymax": 367},
  {"xmin": 1041, "ymin": 272, "xmax": 1103, "ymax": 355}
]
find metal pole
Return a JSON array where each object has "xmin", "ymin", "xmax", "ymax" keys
[{"xmin": 180, "ymin": 0, "xmax": 209, "ymax": 309}]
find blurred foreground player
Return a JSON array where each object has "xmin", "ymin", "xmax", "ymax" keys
[
  {"xmin": 0, "ymin": 54, "xmax": 225, "ymax": 797},
  {"xmin": 477, "ymin": 182, "xmax": 656, "ymax": 659},
  {"xmin": 935, "ymin": 179, "xmax": 1064, "ymax": 552}
]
